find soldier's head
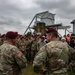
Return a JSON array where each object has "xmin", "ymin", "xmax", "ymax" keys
[
  {"xmin": 46, "ymin": 28, "xmax": 58, "ymax": 42},
  {"xmin": 5, "ymin": 31, "xmax": 18, "ymax": 44},
  {"xmin": 39, "ymin": 36, "xmax": 45, "ymax": 42},
  {"xmin": 61, "ymin": 37, "xmax": 66, "ymax": 42}
]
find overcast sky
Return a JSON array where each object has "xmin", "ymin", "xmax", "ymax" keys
[{"xmin": 0, "ymin": 0, "xmax": 75, "ymax": 35}]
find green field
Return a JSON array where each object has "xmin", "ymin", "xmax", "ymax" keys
[
  {"xmin": 22, "ymin": 64, "xmax": 75, "ymax": 75},
  {"xmin": 22, "ymin": 64, "xmax": 40, "ymax": 75}
]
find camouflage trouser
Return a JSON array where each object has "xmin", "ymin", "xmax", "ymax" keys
[
  {"xmin": 41, "ymin": 71, "xmax": 68, "ymax": 75},
  {"xmin": 50, "ymin": 73, "xmax": 68, "ymax": 75},
  {"xmin": 50, "ymin": 69, "xmax": 68, "ymax": 75},
  {"xmin": 2, "ymin": 70, "xmax": 22, "ymax": 75},
  {"xmin": 31, "ymin": 50, "xmax": 37, "ymax": 62}
]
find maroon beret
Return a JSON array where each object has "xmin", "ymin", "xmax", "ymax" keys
[
  {"xmin": 46, "ymin": 28, "xmax": 57, "ymax": 33},
  {"xmin": 40, "ymin": 37, "xmax": 44, "ymax": 39},
  {"xmin": 5, "ymin": 31, "xmax": 18, "ymax": 39},
  {"xmin": 33, "ymin": 35, "xmax": 37, "ymax": 38}
]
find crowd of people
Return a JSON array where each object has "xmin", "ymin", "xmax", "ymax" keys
[{"xmin": 0, "ymin": 28, "xmax": 75, "ymax": 75}]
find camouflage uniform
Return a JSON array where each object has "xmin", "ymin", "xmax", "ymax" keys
[
  {"xmin": 18, "ymin": 38, "xmax": 26, "ymax": 54},
  {"xmin": 0, "ymin": 41, "xmax": 27, "ymax": 75},
  {"xmin": 15, "ymin": 37, "xmax": 21, "ymax": 48},
  {"xmin": 0, "ymin": 38, "xmax": 4, "ymax": 46},
  {"xmin": 31, "ymin": 39, "xmax": 38, "ymax": 62},
  {"xmin": 33, "ymin": 38, "xmax": 75, "ymax": 75},
  {"xmin": 37, "ymin": 40, "xmax": 46, "ymax": 50},
  {"xmin": 25, "ymin": 39, "xmax": 31, "ymax": 63}
]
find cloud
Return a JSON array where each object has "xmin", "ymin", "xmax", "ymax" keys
[
  {"xmin": 0, "ymin": 0, "xmax": 75, "ymax": 35},
  {"xmin": 0, "ymin": 0, "xmax": 38, "ymax": 34},
  {"xmin": 34, "ymin": 0, "xmax": 75, "ymax": 24}
]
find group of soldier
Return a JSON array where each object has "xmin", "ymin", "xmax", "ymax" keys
[
  {"xmin": 15, "ymin": 33, "xmax": 46, "ymax": 63},
  {"xmin": 0, "ymin": 28, "xmax": 75, "ymax": 75}
]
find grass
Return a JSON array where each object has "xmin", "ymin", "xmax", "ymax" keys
[
  {"xmin": 68, "ymin": 71, "xmax": 75, "ymax": 75},
  {"xmin": 22, "ymin": 64, "xmax": 75, "ymax": 75},
  {"xmin": 22, "ymin": 64, "xmax": 41, "ymax": 75}
]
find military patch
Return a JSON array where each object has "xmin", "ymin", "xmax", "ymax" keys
[
  {"xmin": 22, "ymin": 55, "xmax": 26, "ymax": 59},
  {"xmin": 17, "ymin": 52, "xmax": 22, "ymax": 57},
  {"xmin": 17, "ymin": 52, "xmax": 26, "ymax": 59}
]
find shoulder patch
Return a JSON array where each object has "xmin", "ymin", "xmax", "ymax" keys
[{"xmin": 17, "ymin": 52, "xmax": 22, "ymax": 57}]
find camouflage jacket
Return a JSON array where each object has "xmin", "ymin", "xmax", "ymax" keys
[
  {"xmin": 31, "ymin": 40, "xmax": 38, "ymax": 51},
  {"xmin": 37, "ymin": 41, "xmax": 46, "ymax": 50},
  {"xmin": 0, "ymin": 41, "xmax": 27, "ymax": 75},
  {"xmin": 0, "ymin": 38, "xmax": 4, "ymax": 46},
  {"xmin": 33, "ymin": 38, "xmax": 75, "ymax": 74}
]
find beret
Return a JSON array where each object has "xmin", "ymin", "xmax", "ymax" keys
[
  {"xmin": 33, "ymin": 35, "xmax": 37, "ymax": 38},
  {"xmin": 40, "ymin": 37, "xmax": 44, "ymax": 39},
  {"xmin": 25, "ymin": 35, "xmax": 29, "ymax": 38},
  {"xmin": 46, "ymin": 28, "xmax": 57, "ymax": 33},
  {"xmin": 39, "ymin": 35, "xmax": 45, "ymax": 39},
  {"xmin": 5, "ymin": 31, "xmax": 18, "ymax": 39}
]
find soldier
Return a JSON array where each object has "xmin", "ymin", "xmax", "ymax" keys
[
  {"xmin": 31, "ymin": 35, "xmax": 38, "ymax": 62},
  {"xmin": 37, "ymin": 36, "xmax": 46, "ymax": 50},
  {"xmin": 24, "ymin": 35, "xmax": 31, "ymax": 63},
  {"xmin": 33, "ymin": 28, "xmax": 75, "ymax": 75},
  {"xmin": 17, "ymin": 36, "xmax": 26, "ymax": 54},
  {"xmin": 0, "ymin": 31, "xmax": 27, "ymax": 75}
]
